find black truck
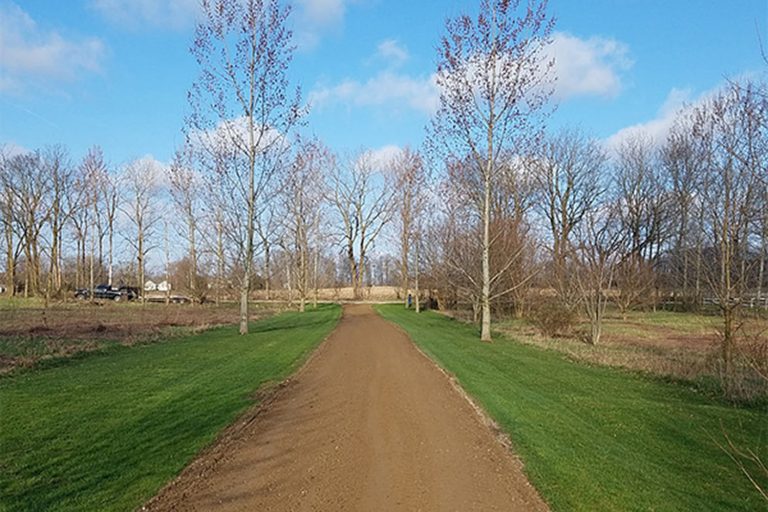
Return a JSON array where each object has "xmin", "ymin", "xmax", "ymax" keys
[{"xmin": 74, "ymin": 285, "xmax": 139, "ymax": 302}]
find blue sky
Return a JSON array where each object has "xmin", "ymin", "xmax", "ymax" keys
[{"xmin": 1, "ymin": 0, "xmax": 767, "ymax": 168}]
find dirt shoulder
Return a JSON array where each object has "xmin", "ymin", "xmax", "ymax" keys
[{"xmin": 144, "ymin": 304, "xmax": 547, "ymax": 512}]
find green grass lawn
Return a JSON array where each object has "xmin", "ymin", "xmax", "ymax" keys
[
  {"xmin": 376, "ymin": 305, "xmax": 768, "ymax": 511},
  {"xmin": 0, "ymin": 304, "xmax": 340, "ymax": 512}
]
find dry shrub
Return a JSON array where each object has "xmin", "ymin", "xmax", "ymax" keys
[
  {"xmin": 528, "ymin": 299, "xmax": 577, "ymax": 338},
  {"xmin": 715, "ymin": 327, "xmax": 768, "ymax": 403}
]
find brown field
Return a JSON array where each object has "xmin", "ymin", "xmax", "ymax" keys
[
  {"xmin": 494, "ymin": 308, "xmax": 768, "ymax": 396},
  {"xmin": 0, "ymin": 299, "xmax": 279, "ymax": 374},
  {"xmin": 251, "ymin": 285, "xmax": 404, "ymax": 302}
]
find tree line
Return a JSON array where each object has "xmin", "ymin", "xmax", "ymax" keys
[{"xmin": 2, "ymin": 0, "xmax": 766, "ymax": 360}]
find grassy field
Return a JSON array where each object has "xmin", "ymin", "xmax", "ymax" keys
[
  {"xmin": 377, "ymin": 305, "xmax": 768, "ymax": 511},
  {"xmin": 0, "ymin": 304, "xmax": 341, "ymax": 511}
]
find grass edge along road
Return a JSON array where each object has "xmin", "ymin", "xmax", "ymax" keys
[
  {"xmin": 0, "ymin": 304, "xmax": 341, "ymax": 512},
  {"xmin": 376, "ymin": 305, "xmax": 768, "ymax": 511}
]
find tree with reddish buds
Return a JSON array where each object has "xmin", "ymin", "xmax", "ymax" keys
[
  {"xmin": 430, "ymin": 0, "xmax": 555, "ymax": 341},
  {"xmin": 187, "ymin": 0, "xmax": 303, "ymax": 334}
]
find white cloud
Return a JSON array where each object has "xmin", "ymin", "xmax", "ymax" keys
[
  {"xmin": 189, "ymin": 116, "xmax": 287, "ymax": 155},
  {"xmin": 376, "ymin": 39, "xmax": 409, "ymax": 67},
  {"xmin": 89, "ymin": 0, "xmax": 200, "ymax": 29},
  {"xmin": 548, "ymin": 32, "xmax": 632, "ymax": 100},
  {"xmin": 604, "ymin": 87, "xmax": 694, "ymax": 152},
  {"xmin": 1, "ymin": 141, "xmax": 29, "ymax": 157},
  {"xmin": 0, "ymin": 2, "xmax": 106, "ymax": 93},
  {"xmin": 310, "ymin": 72, "xmax": 439, "ymax": 115},
  {"xmin": 364, "ymin": 145, "xmax": 402, "ymax": 171},
  {"xmin": 119, "ymin": 154, "xmax": 171, "ymax": 189},
  {"xmin": 296, "ymin": 0, "xmax": 347, "ymax": 27},
  {"xmin": 294, "ymin": 0, "xmax": 351, "ymax": 49}
]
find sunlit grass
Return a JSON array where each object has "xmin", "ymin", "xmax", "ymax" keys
[
  {"xmin": 377, "ymin": 305, "xmax": 768, "ymax": 511},
  {"xmin": 0, "ymin": 304, "xmax": 341, "ymax": 511}
]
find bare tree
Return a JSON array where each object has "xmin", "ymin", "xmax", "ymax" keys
[
  {"xmin": 280, "ymin": 138, "xmax": 329, "ymax": 311},
  {"xmin": 5, "ymin": 152, "xmax": 51, "ymax": 296},
  {"xmin": 79, "ymin": 147, "xmax": 109, "ymax": 294},
  {"xmin": 188, "ymin": 0, "xmax": 302, "ymax": 334},
  {"xmin": 573, "ymin": 205, "xmax": 624, "ymax": 345},
  {"xmin": 120, "ymin": 158, "xmax": 162, "ymax": 305},
  {"xmin": 169, "ymin": 148, "xmax": 203, "ymax": 298},
  {"xmin": 613, "ymin": 134, "xmax": 668, "ymax": 317},
  {"xmin": 536, "ymin": 128, "xmax": 607, "ymax": 310},
  {"xmin": 661, "ymin": 114, "xmax": 706, "ymax": 307},
  {"xmin": 328, "ymin": 151, "xmax": 394, "ymax": 298},
  {"xmin": 430, "ymin": 0, "xmax": 554, "ymax": 340},
  {"xmin": 40, "ymin": 146, "xmax": 74, "ymax": 299},
  {"xmin": 100, "ymin": 167, "xmax": 119, "ymax": 287},
  {"xmin": 693, "ymin": 82, "xmax": 763, "ymax": 386},
  {"xmin": 0, "ymin": 150, "xmax": 18, "ymax": 296},
  {"xmin": 255, "ymin": 202, "xmax": 278, "ymax": 301},
  {"xmin": 391, "ymin": 147, "xmax": 428, "ymax": 308}
]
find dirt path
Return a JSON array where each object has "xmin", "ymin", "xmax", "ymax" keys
[{"xmin": 146, "ymin": 305, "xmax": 548, "ymax": 511}]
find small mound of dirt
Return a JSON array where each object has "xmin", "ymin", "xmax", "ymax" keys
[{"xmin": 28, "ymin": 325, "xmax": 53, "ymax": 334}]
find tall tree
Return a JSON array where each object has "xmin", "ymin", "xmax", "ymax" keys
[
  {"xmin": 169, "ymin": 148, "xmax": 202, "ymax": 297},
  {"xmin": 613, "ymin": 134, "xmax": 668, "ymax": 317},
  {"xmin": 693, "ymin": 82, "xmax": 763, "ymax": 386},
  {"xmin": 100, "ymin": 166, "xmax": 119, "ymax": 287},
  {"xmin": 328, "ymin": 151, "xmax": 394, "ymax": 298},
  {"xmin": 573, "ymin": 205, "xmax": 624, "ymax": 345},
  {"xmin": 430, "ymin": 0, "xmax": 554, "ymax": 340},
  {"xmin": 392, "ymin": 147, "xmax": 428, "ymax": 308},
  {"xmin": 7, "ymin": 152, "xmax": 50, "ymax": 296},
  {"xmin": 42, "ymin": 146, "xmax": 73, "ymax": 298},
  {"xmin": 79, "ymin": 147, "xmax": 108, "ymax": 287},
  {"xmin": 661, "ymin": 115, "xmax": 705, "ymax": 306},
  {"xmin": 535, "ymin": 128, "xmax": 606, "ymax": 310},
  {"xmin": 121, "ymin": 158, "xmax": 162, "ymax": 305},
  {"xmin": 280, "ymin": 138, "xmax": 329, "ymax": 312},
  {"xmin": 0, "ymin": 150, "xmax": 18, "ymax": 296},
  {"xmin": 188, "ymin": 0, "xmax": 302, "ymax": 334}
]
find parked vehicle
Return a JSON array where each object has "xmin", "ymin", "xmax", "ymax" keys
[
  {"xmin": 145, "ymin": 293, "xmax": 191, "ymax": 304},
  {"xmin": 117, "ymin": 286, "xmax": 140, "ymax": 301},
  {"xmin": 74, "ymin": 284, "xmax": 135, "ymax": 302}
]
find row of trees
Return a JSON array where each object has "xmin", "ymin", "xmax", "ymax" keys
[
  {"xmin": 426, "ymin": 78, "xmax": 767, "ymax": 346},
  {"xmin": 0, "ymin": 141, "xmax": 417, "ymax": 302},
  {"xmin": 2, "ymin": 0, "xmax": 766, "ymax": 357}
]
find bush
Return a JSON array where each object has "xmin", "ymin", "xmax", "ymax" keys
[{"xmin": 528, "ymin": 299, "xmax": 577, "ymax": 338}]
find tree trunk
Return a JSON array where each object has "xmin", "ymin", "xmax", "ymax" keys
[
  {"xmin": 414, "ymin": 236, "xmax": 420, "ymax": 313},
  {"xmin": 758, "ymin": 212, "xmax": 767, "ymax": 308},
  {"xmin": 89, "ymin": 229, "xmax": 95, "ymax": 304},
  {"xmin": 5, "ymin": 211, "xmax": 14, "ymax": 296},
  {"xmin": 264, "ymin": 241, "xmax": 271, "ymax": 301},
  {"xmin": 216, "ymin": 217, "xmax": 224, "ymax": 306},
  {"xmin": 239, "ymin": 282, "xmax": 249, "ymax": 334},
  {"xmin": 138, "ymin": 227, "xmax": 145, "ymax": 305},
  {"xmin": 481, "ymin": 164, "xmax": 492, "ymax": 342},
  {"xmin": 164, "ymin": 222, "xmax": 171, "ymax": 306},
  {"xmin": 189, "ymin": 213, "xmax": 197, "ymax": 293},
  {"xmin": 347, "ymin": 242, "xmax": 357, "ymax": 298},
  {"xmin": 107, "ymin": 220, "xmax": 114, "ymax": 287},
  {"xmin": 299, "ymin": 242, "xmax": 306, "ymax": 313},
  {"xmin": 312, "ymin": 248, "xmax": 319, "ymax": 309}
]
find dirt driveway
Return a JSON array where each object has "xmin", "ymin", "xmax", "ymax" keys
[{"xmin": 145, "ymin": 304, "xmax": 547, "ymax": 511}]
